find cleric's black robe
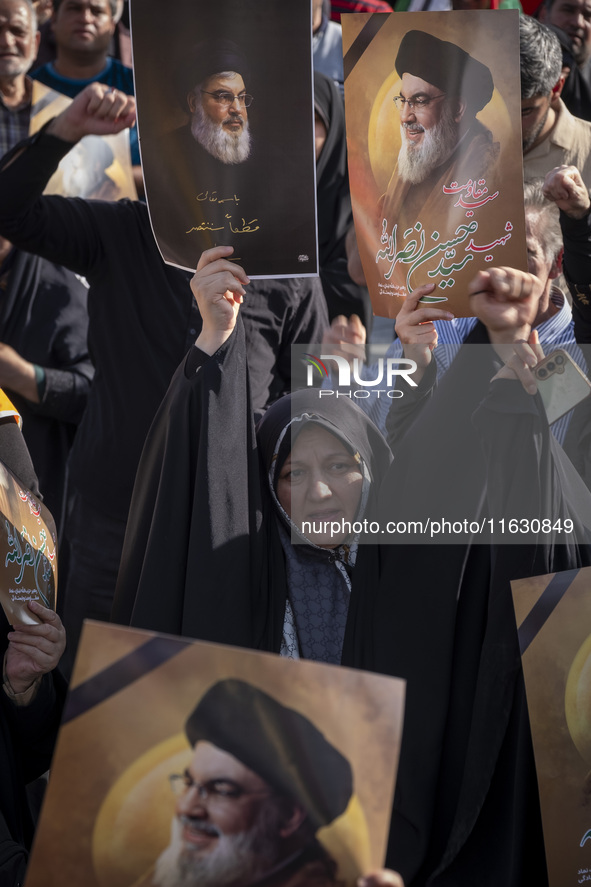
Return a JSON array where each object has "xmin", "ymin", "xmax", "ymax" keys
[{"xmin": 112, "ymin": 318, "xmax": 591, "ymax": 886}]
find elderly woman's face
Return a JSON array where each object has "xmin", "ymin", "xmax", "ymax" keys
[{"xmin": 277, "ymin": 425, "xmax": 363, "ymax": 548}]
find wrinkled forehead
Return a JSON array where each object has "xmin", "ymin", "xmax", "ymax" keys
[
  {"xmin": 0, "ymin": 0, "xmax": 35, "ymax": 27},
  {"xmin": 256, "ymin": 387, "xmax": 385, "ymax": 481},
  {"xmin": 272, "ymin": 414, "xmax": 358, "ymax": 486},
  {"xmin": 289, "ymin": 420, "xmax": 354, "ymax": 459}
]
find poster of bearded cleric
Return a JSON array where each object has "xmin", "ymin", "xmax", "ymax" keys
[
  {"xmin": 131, "ymin": 0, "xmax": 318, "ymax": 277},
  {"xmin": 24, "ymin": 622, "xmax": 405, "ymax": 887},
  {"xmin": 511, "ymin": 567, "xmax": 591, "ymax": 887},
  {"xmin": 343, "ymin": 10, "xmax": 527, "ymax": 318},
  {"xmin": 0, "ymin": 454, "xmax": 57, "ymax": 627},
  {"xmin": 30, "ymin": 83, "xmax": 137, "ymax": 201}
]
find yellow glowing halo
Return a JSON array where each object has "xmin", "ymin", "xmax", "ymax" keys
[
  {"xmin": 318, "ymin": 793, "xmax": 371, "ymax": 885},
  {"xmin": 368, "ymin": 75, "xmax": 515, "ymax": 195},
  {"xmin": 91, "ymin": 733, "xmax": 371, "ymax": 887},
  {"xmin": 92, "ymin": 733, "xmax": 192, "ymax": 887},
  {"xmin": 566, "ymin": 633, "xmax": 591, "ymax": 766}
]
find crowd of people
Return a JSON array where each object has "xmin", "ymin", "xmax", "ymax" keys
[{"xmin": 2, "ymin": 0, "xmax": 591, "ymax": 885}]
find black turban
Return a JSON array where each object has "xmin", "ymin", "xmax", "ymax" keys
[
  {"xmin": 185, "ymin": 679, "xmax": 353, "ymax": 830},
  {"xmin": 174, "ymin": 39, "xmax": 250, "ymax": 109},
  {"xmin": 395, "ymin": 30, "xmax": 494, "ymax": 113}
]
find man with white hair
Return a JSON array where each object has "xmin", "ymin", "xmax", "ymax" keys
[
  {"xmin": 380, "ymin": 30, "xmax": 499, "ymax": 229},
  {"xmin": 184, "ymin": 56, "xmax": 252, "ymax": 165},
  {"xmin": 140, "ymin": 32, "xmax": 317, "ymax": 275}
]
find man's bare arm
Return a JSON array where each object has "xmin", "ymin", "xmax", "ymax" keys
[
  {"xmin": 0, "ymin": 344, "xmax": 39, "ymax": 403},
  {"xmin": 543, "ymin": 165, "xmax": 591, "ymax": 342}
]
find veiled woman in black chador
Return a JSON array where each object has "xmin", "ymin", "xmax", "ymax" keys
[{"xmin": 113, "ymin": 315, "xmax": 392, "ymax": 665}]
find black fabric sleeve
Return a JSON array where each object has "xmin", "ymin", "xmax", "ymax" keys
[
  {"xmin": 0, "ymin": 420, "xmax": 39, "ymax": 497},
  {"xmin": 560, "ymin": 209, "xmax": 591, "ymax": 343},
  {"xmin": 385, "ymin": 356, "xmax": 437, "ymax": 456},
  {"xmin": 111, "ymin": 321, "xmax": 270, "ymax": 648},
  {"xmin": 277, "ymin": 277, "xmax": 329, "ymax": 394},
  {"xmin": 0, "ymin": 809, "xmax": 27, "ymax": 886},
  {"xmin": 0, "ymin": 130, "xmax": 106, "ymax": 277},
  {"xmin": 473, "ymin": 379, "xmax": 591, "ymax": 546},
  {"xmin": 184, "ymin": 345, "xmax": 211, "ymax": 376},
  {"xmin": 0, "ymin": 672, "xmax": 63, "ymax": 783},
  {"xmin": 35, "ymin": 365, "xmax": 93, "ymax": 425},
  {"xmin": 383, "ymin": 328, "xmax": 493, "ymax": 457}
]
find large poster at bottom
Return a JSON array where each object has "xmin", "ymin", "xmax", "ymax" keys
[{"xmin": 24, "ymin": 622, "xmax": 405, "ymax": 887}]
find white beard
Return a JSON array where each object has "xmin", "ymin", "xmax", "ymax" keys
[
  {"xmin": 191, "ymin": 103, "xmax": 252, "ymax": 165},
  {"xmin": 152, "ymin": 810, "xmax": 282, "ymax": 887},
  {"xmin": 397, "ymin": 105, "xmax": 461, "ymax": 185}
]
